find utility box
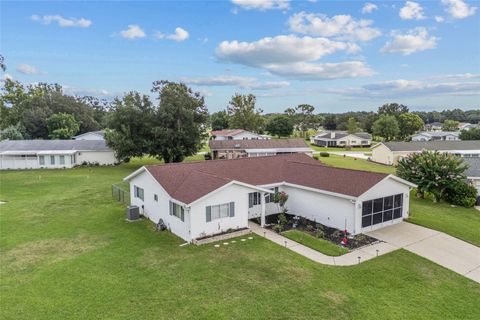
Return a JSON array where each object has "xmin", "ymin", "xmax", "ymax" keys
[{"xmin": 127, "ymin": 205, "xmax": 140, "ymax": 221}]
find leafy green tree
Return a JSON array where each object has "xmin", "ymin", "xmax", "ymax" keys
[
  {"xmin": 372, "ymin": 115, "xmax": 400, "ymax": 141},
  {"xmin": 295, "ymin": 104, "xmax": 320, "ymax": 138},
  {"xmin": 150, "ymin": 80, "xmax": 209, "ymax": 163},
  {"xmin": 105, "ymin": 92, "xmax": 155, "ymax": 162},
  {"xmin": 378, "ymin": 103, "xmax": 409, "ymax": 118},
  {"xmin": 459, "ymin": 128, "xmax": 480, "ymax": 140},
  {"xmin": 442, "ymin": 120, "xmax": 459, "ymax": 131},
  {"xmin": 323, "ymin": 115, "xmax": 336, "ymax": 130},
  {"xmin": 47, "ymin": 113, "xmax": 80, "ymax": 139},
  {"xmin": 362, "ymin": 112, "xmax": 378, "ymax": 134},
  {"xmin": 346, "ymin": 117, "xmax": 360, "ymax": 134},
  {"xmin": 210, "ymin": 110, "xmax": 229, "ymax": 130},
  {"xmin": 265, "ymin": 115, "xmax": 293, "ymax": 137},
  {"xmin": 444, "ymin": 181, "xmax": 478, "ymax": 207},
  {"xmin": 0, "ymin": 123, "xmax": 24, "ymax": 140},
  {"xmin": 398, "ymin": 113, "xmax": 424, "ymax": 139},
  {"xmin": 227, "ymin": 94, "xmax": 263, "ymax": 132},
  {"xmin": 397, "ymin": 151, "xmax": 467, "ymax": 202}
]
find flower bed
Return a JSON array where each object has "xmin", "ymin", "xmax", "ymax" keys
[{"xmin": 263, "ymin": 213, "xmax": 377, "ymax": 250}]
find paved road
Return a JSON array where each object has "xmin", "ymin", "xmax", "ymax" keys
[{"xmin": 367, "ymin": 222, "xmax": 480, "ymax": 283}]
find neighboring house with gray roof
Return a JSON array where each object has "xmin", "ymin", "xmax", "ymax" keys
[
  {"xmin": 463, "ymin": 157, "xmax": 480, "ymax": 205},
  {"xmin": 0, "ymin": 140, "xmax": 117, "ymax": 170},
  {"xmin": 411, "ymin": 131, "xmax": 460, "ymax": 142},
  {"xmin": 371, "ymin": 141, "xmax": 480, "ymax": 165},
  {"xmin": 209, "ymin": 138, "xmax": 312, "ymax": 159},
  {"xmin": 311, "ymin": 131, "xmax": 372, "ymax": 147},
  {"xmin": 73, "ymin": 130, "xmax": 105, "ymax": 141}
]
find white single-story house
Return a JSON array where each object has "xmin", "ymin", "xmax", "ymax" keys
[
  {"xmin": 458, "ymin": 123, "xmax": 479, "ymax": 131},
  {"xmin": 371, "ymin": 141, "xmax": 480, "ymax": 166},
  {"xmin": 124, "ymin": 153, "xmax": 416, "ymax": 242},
  {"xmin": 424, "ymin": 122, "xmax": 443, "ymax": 131},
  {"xmin": 210, "ymin": 129, "xmax": 269, "ymax": 140},
  {"xmin": 411, "ymin": 131, "xmax": 460, "ymax": 142},
  {"xmin": 310, "ymin": 131, "xmax": 372, "ymax": 147},
  {"xmin": 0, "ymin": 140, "xmax": 117, "ymax": 170},
  {"xmin": 209, "ymin": 138, "xmax": 313, "ymax": 159},
  {"xmin": 73, "ymin": 130, "xmax": 105, "ymax": 140}
]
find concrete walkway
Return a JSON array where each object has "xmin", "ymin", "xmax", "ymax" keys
[
  {"xmin": 367, "ymin": 222, "xmax": 480, "ymax": 283},
  {"xmin": 249, "ymin": 222, "xmax": 397, "ymax": 266},
  {"xmin": 250, "ymin": 221, "xmax": 480, "ymax": 283}
]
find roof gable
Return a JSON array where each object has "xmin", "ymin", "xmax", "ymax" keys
[{"xmin": 209, "ymin": 138, "xmax": 309, "ymax": 150}]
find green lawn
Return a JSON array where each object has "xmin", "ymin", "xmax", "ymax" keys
[
  {"xmin": 408, "ymin": 196, "xmax": 480, "ymax": 246},
  {"xmin": 318, "ymin": 154, "xmax": 396, "ymax": 174},
  {"xmin": 1, "ymin": 163, "xmax": 479, "ymax": 319},
  {"xmin": 282, "ymin": 230, "xmax": 348, "ymax": 256}
]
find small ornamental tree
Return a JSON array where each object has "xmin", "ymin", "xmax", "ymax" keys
[
  {"xmin": 273, "ymin": 191, "xmax": 289, "ymax": 232},
  {"xmin": 397, "ymin": 150, "xmax": 467, "ymax": 202}
]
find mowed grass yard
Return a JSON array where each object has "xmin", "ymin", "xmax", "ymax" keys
[{"xmin": 1, "ymin": 159, "xmax": 480, "ymax": 319}]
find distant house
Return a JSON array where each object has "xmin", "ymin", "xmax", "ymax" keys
[
  {"xmin": 458, "ymin": 123, "xmax": 479, "ymax": 131},
  {"xmin": 209, "ymin": 138, "xmax": 313, "ymax": 160},
  {"xmin": 463, "ymin": 158, "xmax": 480, "ymax": 205},
  {"xmin": 371, "ymin": 141, "xmax": 480, "ymax": 165},
  {"xmin": 311, "ymin": 131, "xmax": 372, "ymax": 147},
  {"xmin": 124, "ymin": 153, "xmax": 415, "ymax": 242},
  {"xmin": 73, "ymin": 130, "xmax": 105, "ymax": 140},
  {"xmin": 0, "ymin": 140, "xmax": 117, "ymax": 170},
  {"xmin": 411, "ymin": 131, "xmax": 460, "ymax": 142},
  {"xmin": 210, "ymin": 129, "xmax": 269, "ymax": 140},
  {"xmin": 425, "ymin": 122, "xmax": 443, "ymax": 131}
]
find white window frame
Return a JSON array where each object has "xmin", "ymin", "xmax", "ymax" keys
[
  {"xmin": 39, "ymin": 155, "xmax": 45, "ymax": 165},
  {"xmin": 59, "ymin": 155, "xmax": 65, "ymax": 165},
  {"xmin": 134, "ymin": 185, "xmax": 144, "ymax": 201}
]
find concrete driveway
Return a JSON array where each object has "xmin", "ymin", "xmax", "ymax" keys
[{"xmin": 367, "ymin": 222, "xmax": 480, "ymax": 283}]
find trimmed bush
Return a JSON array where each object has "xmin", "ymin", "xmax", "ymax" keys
[
  {"xmin": 319, "ymin": 152, "xmax": 330, "ymax": 157},
  {"xmin": 444, "ymin": 181, "xmax": 478, "ymax": 208},
  {"xmin": 204, "ymin": 153, "xmax": 212, "ymax": 160},
  {"xmin": 313, "ymin": 154, "xmax": 319, "ymax": 160}
]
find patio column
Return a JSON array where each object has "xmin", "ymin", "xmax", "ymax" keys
[{"xmin": 260, "ymin": 192, "xmax": 266, "ymax": 227}]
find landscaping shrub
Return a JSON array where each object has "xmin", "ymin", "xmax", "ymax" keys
[
  {"xmin": 319, "ymin": 152, "xmax": 329, "ymax": 157},
  {"xmin": 306, "ymin": 224, "xmax": 314, "ymax": 232},
  {"xmin": 272, "ymin": 224, "xmax": 282, "ymax": 233},
  {"xmin": 313, "ymin": 154, "xmax": 319, "ymax": 160},
  {"xmin": 444, "ymin": 181, "xmax": 478, "ymax": 208},
  {"xmin": 315, "ymin": 229, "xmax": 324, "ymax": 238},
  {"xmin": 204, "ymin": 153, "xmax": 212, "ymax": 160},
  {"xmin": 277, "ymin": 212, "xmax": 288, "ymax": 229}
]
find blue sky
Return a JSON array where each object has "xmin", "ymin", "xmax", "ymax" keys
[{"xmin": 1, "ymin": 0, "xmax": 479, "ymax": 113}]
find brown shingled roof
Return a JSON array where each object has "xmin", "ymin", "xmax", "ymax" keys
[
  {"xmin": 143, "ymin": 153, "xmax": 388, "ymax": 204},
  {"xmin": 209, "ymin": 138, "xmax": 310, "ymax": 150}
]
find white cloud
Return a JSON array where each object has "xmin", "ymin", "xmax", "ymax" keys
[
  {"xmin": 428, "ymin": 73, "xmax": 480, "ymax": 80},
  {"xmin": 231, "ymin": 0, "xmax": 290, "ymax": 11},
  {"xmin": 362, "ymin": 3, "xmax": 378, "ymax": 14},
  {"xmin": 380, "ymin": 27, "xmax": 438, "ymax": 55},
  {"xmin": 435, "ymin": 16, "xmax": 445, "ymax": 22},
  {"xmin": 441, "ymin": 0, "xmax": 477, "ymax": 19},
  {"xmin": 216, "ymin": 35, "xmax": 360, "ymax": 66},
  {"xmin": 155, "ymin": 27, "xmax": 189, "ymax": 42},
  {"xmin": 119, "ymin": 25, "xmax": 146, "ymax": 39},
  {"xmin": 216, "ymin": 34, "xmax": 374, "ymax": 80},
  {"xmin": 265, "ymin": 61, "xmax": 375, "ymax": 80},
  {"xmin": 288, "ymin": 12, "xmax": 381, "ymax": 41},
  {"xmin": 31, "ymin": 15, "xmax": 92, "ymax": 28},
  {"xmin": 2, "ymin": 73, "xmax": 13, "ymax": 81},
  {"xmin": 16, "ymin": 64, "xmax": 39, "ymax": 75},
  {"xmin": 323, "ymin": 79, "xmax": 480, "ymax": 98},
  {"xmin": 399, "ymin": 1, "xmax": 426, "ymax": 20},
  {"xmin": 182, "ymin": 75, "xmax": 289, "ymax": 89}
]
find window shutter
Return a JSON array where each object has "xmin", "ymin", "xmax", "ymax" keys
[
  {"xmin": 249, "ymin": 193, "xmax": 253, "ymax": 208},
  {"xmin": 181, "ymin": 208, "xmax": 185, "ymax": 222},
  {"xmin": 206, "ymin": 206, "xmax": 211, "ymax": 222},
  {"xmin": 229, "ymin": 202, "xmax": 235, "ymax": 217},
  {"xmin": 169, "ymin": 201, "xmax": 173, "ymax": 215}
]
